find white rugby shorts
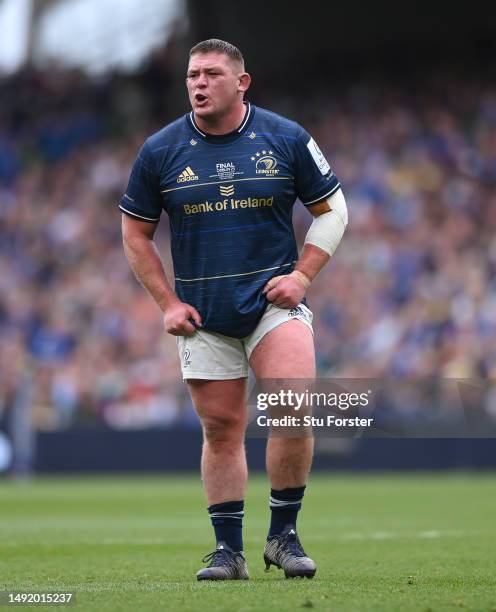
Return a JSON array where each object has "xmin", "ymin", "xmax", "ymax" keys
[{"xmin": 176, "ymin": 303, "xmax": 313, "ymax": 380}]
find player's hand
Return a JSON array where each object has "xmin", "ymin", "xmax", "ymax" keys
[
  {"xmin": 263, "ymin": 271, "xmax": 311, "ymax": 309},
  {"xmin": 163, "ymin": 301, "xmax": 202, "ymax": 336}
]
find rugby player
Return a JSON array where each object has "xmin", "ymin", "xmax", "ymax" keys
[{"xmin": 120, "ymin": 39, "xmax": 348, "ymax": 580}]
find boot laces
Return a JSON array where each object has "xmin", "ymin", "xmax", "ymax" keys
[
  {"xmin": 202, "ymin": 548, "xmax": 238, "ymax": 567},
  {"xmin": 279, "ymin": 531, "xmax": 306, "ymax": 557}
]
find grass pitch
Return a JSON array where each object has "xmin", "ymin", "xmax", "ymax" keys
[{"xmin": 1, "ymin": 473, "xmax": 495, "ymax": 611}]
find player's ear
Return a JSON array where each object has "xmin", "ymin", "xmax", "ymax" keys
[{"xmin": 238, "ymin": 72, "xmax": 251, "ymax": 93}]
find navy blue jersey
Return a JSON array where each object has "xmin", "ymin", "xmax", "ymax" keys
[{"xmin": 120, "ymin": 102, "xmax": 340, "ymax": 338}]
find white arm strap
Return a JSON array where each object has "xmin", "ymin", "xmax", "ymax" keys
[{"xmin": 304, "ymin": 189, "xmax": 348, "ymax": 256}]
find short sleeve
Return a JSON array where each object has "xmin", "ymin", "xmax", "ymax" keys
[
  {"xmin": 119, "ymin": 140, "xmax": 163, "ymax": 223},
  {"xmin": 293, "ymin": 126, "xmax": 341, "ymax": 206}
]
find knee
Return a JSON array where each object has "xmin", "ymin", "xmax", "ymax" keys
[{"xmin": 201, "ymin": 411, "xmax": 245, "ymax": 445}]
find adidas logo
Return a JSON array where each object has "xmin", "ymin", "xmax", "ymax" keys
[
  {"xmin": 289, "ymin": 306, "xmax": 304, "ymax": 318},
  {"xmin": 177, "ymin": 166, "xmax": 199, "ymax": 183}
]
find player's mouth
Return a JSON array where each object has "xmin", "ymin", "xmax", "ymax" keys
[{"xmin": 195, "ymin": 93, "xmax": 209, "ymax": 106}]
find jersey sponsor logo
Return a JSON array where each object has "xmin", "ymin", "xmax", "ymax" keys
[
  {"xmin": 209, "ymin": 162, "xmax": 243, "ymax": 181},
  {"xmin": 251, "ymin": 151, "xmax": 279, "ymax": 175},
  {"xmin": 219, "ymin": 184, "xmax": 235, "ymax": 196},
  {"xmin": 307, "ymin": 137, "xmax": 331, "ymax": 176},
  {"xmin": 183, "ymin": 196, "xmax": 274, "ymax": 215},
  {"xmin": 177, "ymin": 166, "xmax": 199, "ymax": 182}
]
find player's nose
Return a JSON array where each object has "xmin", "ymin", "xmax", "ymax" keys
[{"xmin": 196, "ymin": 73, "xmax": 208, "ymax": 87}]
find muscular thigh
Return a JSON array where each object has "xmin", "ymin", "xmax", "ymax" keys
[
  {"xmin": 249, "ymin": 319, "xmax": 316, "ymax": 379},
  {"xmin": 188, "ymin": 378, "xmax": 248, "ymax": 429}
]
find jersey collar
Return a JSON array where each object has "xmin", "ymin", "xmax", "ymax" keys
[{"xmin": 187, "ymin": 102, "xmax": 254, "ymax": 143}]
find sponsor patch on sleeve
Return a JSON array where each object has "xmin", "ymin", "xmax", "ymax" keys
[{"xmin": 307, "ymin": 137, "xmax": 331, "ymax": 176}]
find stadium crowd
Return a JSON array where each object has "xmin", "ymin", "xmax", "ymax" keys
[{"xmin": 1, "ymin": 58, "xmax": 496, "ymax": 430}]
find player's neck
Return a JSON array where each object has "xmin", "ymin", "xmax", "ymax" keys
[{"xmin": 194, "ymin": 101, "xmax": 247, "ymax": 136}]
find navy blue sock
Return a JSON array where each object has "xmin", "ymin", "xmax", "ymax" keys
[
  {"xmin": 208, "ymin": 500, "xmax": 244, "ymax": 552},
  {"xmin": 269, "ymin": 486, "xmax": 306, "ymax": 536}
]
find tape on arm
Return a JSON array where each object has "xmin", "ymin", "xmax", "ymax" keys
[{"xmin": 304, "ymin": 189, "xmax": 348, "ymax": 256}]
